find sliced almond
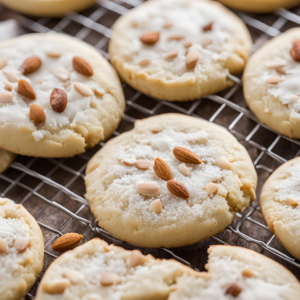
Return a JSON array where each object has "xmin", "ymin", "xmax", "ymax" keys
[
  {"xmin": 129, "ymin": 250, "xmax": 147, "ymax": 267},
  {"xmin": 153, "ymin": 158, "xmax": 173, "ymax": 181},
  {"xmin": 73, "ymin": 56, "xmax": 94, "ymax": 76},
  {"xmin": 139, "ymin": 58, "xmax": 150, "ymax": 66},
  {"xmin": 18, "ymin": 79, "xmax": 36, "ymax": 100},
  {"xmin": 4, "ymin": 82, "xmax": 13, "ymax": 91},
  {"xmin": 217, "ymin": 157, "xmax": 231, "ymax": 170},
  {"xmin": 265, "ymin": 59, "xmax": 286, "ymax": 69},
  {"xmin": 163, "ymin": 21, "xmax": 173, "ymax": 29},
  {"xmin": 242, "ymin": 269, "xmax": 255, "ymax": 278},
  {"xmin": 0, "ymin": 237, "xmax": 7, "ymax": 254},
  {"xmin": 206, "ymin": 182, "xmax": 218, "ymax": 194},
  {"xmin": 0, "ymin": 58, "xmax": 7, "ymax": 70},
  {"xmin": 63, "ymin": 270, "xmax": 82, "ymax": 284},
  {"xmin": 74, "ymin": 82, "xmax": 93, "ymax": 97},
  {"xmin": 183, "ymin": 41, "xmax": 192, "ymax": 48},
  {"xmin": 167, "ymin": 180, "xmax": 189, "ymax": 199},
  {"xmin": 168, "ymin": 34, "xmax": 185, "ymax": 41},
  {"xmin": 43, "ymin": 280, "xmax": 70, "ymax": 294},
  {"xmin": 173, "ymin": 147, "xmax": 202, "ymax": 164},
  {"xmin": 285, "ymin": 196, "xmax": 298, "ymax": 207},
  {"xmin": 135, "ymin": 160, "xmax": 152, "ymax": 170},
  {"xmin": 140, "ymin": 31, "xmax": 160, "ymax": 45},
  {"xmin": 46, "ymin": 51, "xmax": 63, "ymax": 58},
  {"xmin": 202, "ymin": 22, "xmax": 213, "ymax": 31},
  {"xmin": 50, "ymin": 88, "xmax": 68, "ymax": 113},
  {"xmin": 225, "ymin": 283, "xmax": 243, "ymax": 297},
  {"xmin": 266, "ymin": 76, "xmax": 284, "ymax": 84},
  {"xmin": 150, "ymin": 199, "xmax": 163, "ymax": 214},
  {"xmin": 14, "ymin": 237, "xmax": 29, "ymax": 252},
  {"xmin": 185, "ymin": 50, "xmax": 199, "ymax": 68},
  {"xmin": 22, "ymin": 56, "xmax": 41, "ymax": 75},
  {"xmin": 137, "ymin": 182, "xmax": 160, "ymax": 196},
  {"xmin": 52, "ymin": 67, "xmax": 70, "ymax": 82},
  {"xmin": 52, "ymin": 233, "xmax": 83, "ymax": 252},
  {"xmin": 178, "ymin": 163, "xmax": 190, "ymax": 176},
  {"xmin": 165, "ymin": 50, "xmax": 179, "ymax": 60},
  {"xmin": 4, "ymin": 72, "xmax": 20, "ymax": 83},
  {"xmin": 0, "ymin": 91, "xmax": 13, "ymax": 104},
  {"xmin": 29, "ymin": 103, "xmax": 46, "ymax": 124},
  {"xmin": 100, "ymin": 273, "xmax": 122, "ymax": 286},
  {"xmin": 290, "ymin": 40, "xmax": 300, "ymax": 62}
]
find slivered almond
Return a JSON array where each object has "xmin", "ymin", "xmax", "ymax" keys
[
  {"xmin": 94, "ymin": 89, "xmax": 105, "ymax": 97},
  {"xmin": 178, "ymin": 163, "xmax": 190, "ymax": 176},
  {"xmin": 0, "ymin": 58, "xmax": 7, "ymax": 70},
  {"xmin": 4, "ymin": 72, "xmax": 20, "ymax": 83},
  {"xmin": 168, "ymin": 34, "xmax": 185, "ymax": 41},
  {"xmin": 14, "ymin": 237, "xmax": 29, "ymax": 252},
  {"xmin": 140, "ymin": 31, "xmax": 160, "ymax": 45},
  {"xmin": 185, "ymin": 50, "xmax": 199, "ymax": 68},
  {"xmin": 52, "ymin": 233, "xmax": 83, "ymax": 252},
  {"xmin": 29, "ymin": 104, "xmax": 46, "ymax": 123},
  {"xmin": 52, "ymin": 67, "xmax": 70, "ymax": 82},
  {"xmin": 47, "ymin": 51, "xmax": 63, "ymax": 58},
  {"xmin": 165, "ymin": 50, "xmax": 179, "ymax": 60},
  {"xmin": 150, "ymin": 199, "xmax": 163, "ymax": 214},
  {"xmin": 206, "ymin": 182, "xmax": 218, "ymax": 194},
  {"xmin": 50, "ymin": 88, "xmax": 68, "ymax": 113},
  {"xmin": 163, "ymin": 21, "xmax": 173, "ymax": 29},
  {"xmin": 73, "ymin": 56, "xmax": 94, "ymax": 76},
  {"xmin": 18, "ymin": 79, "xmax": 36, "ymax": 100},
  {"xmin": 242, "ymin": 269, "xmax": 255, "ymax": 278},
  {"xmin": 22, "ymin": 56, "xmax": 41, "ymax": 75},
  {"xmin": 285, "ymin": 196, "xmax": 298, "ymax": 207},
  {"xmin": 183, "ymin": 41, "xmax": 192, "ymax": 48},
  {"xmin": 139, "ymin": 58, "xmax": 150, "ymax": 66},
  {"xmin": 4, "ymin": 82, "xmax": 13, "ymax": 91},
  {"xmin": 74, "ymin": 82, "xmax": 93, "ymax": 97},
  {"xmin": 0, "ymin": 237, "xmax": 7, "ymax": 254},
  {"xmin": 153, "ymin": 158, "xmax": 173, "ymax": 181},
  {"xmin": 43, "ymin": 280, "xmax": 70, "ymax": 294},
  {"xmin": 129, "ymin": 250, "xmax": 147, "ymax": 267},
  {"xmin": 290, "ymin": 40, "xmax": 300, "ymax": 62},
  {"xmin": 135, "ymin": 160, "xmax": 152, "ymax": 170},
  {"xmin": 202, "ymin": 22, "xmax": 213, "ymax": 31},
  {"xmin": 0, "ymin": 92, "xmax": 13, "ymax": 104},
  {"xmin": 265, "ymin": 59, "xmax": 286, "ymax": 69},
  {"xmin": 167, "ymin": 180, "xmax": 189, "ymax": 199},
  {"xmin": 217, "ymin": 157, "xmax": 231, "ymax": 170},
  {"xmin": 266, "ymin": 76, "xmax": 284, "ymax": 84},
  {"xmin": 123, "ymin": 161, "xmax": 134, "ymax": 166},
  {"xmin": 225, "ymin": 283, "xmax": 243, "ymax": 297},
  {"xmin": 137, "ymin": 182, "xmax": 160, "ymax": 196},
  {"xmin": 173, "ymin": 147, "xmax": 202, "ymax": 164},
  {"xmin": 100, "ymin": 273, "xmax": 121, "ymax": 286}
]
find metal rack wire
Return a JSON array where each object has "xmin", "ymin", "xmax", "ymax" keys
[{"xmin": 0, "ymin": 0, "xmax": 300, "ymax": 298}]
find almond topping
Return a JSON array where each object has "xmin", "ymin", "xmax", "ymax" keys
[
  {"xmin": 202, "ymin": 39, "xmax": 213, "ymax": 47},
  {"xmin": 153, "ymin": 158, "xmax": 173, "ymax": 181},
  {"xmin": 168, "ymin": 34, "xmax": 185, "ymax": 41},
  {"xmin": 165, "ymin": 50, "xmax": 179, "ymax": 60},
  {"xmin": 276, "ymin": 66, "xmax": 287, "ymax": 75},
  {"xmin": 202, "ymin": 22, "xmax": 213, "ymax": 31},
  {"xmin": 183, "ymin": 41, "xmax": 192, "ymax": 48},
  {"xmin": 163, "ymin": 21, "xmax": 173, "ymax": 29},
  {"xmin": 4, "ymin": 82, "xmax": 13, "ymax": 91},
  {"xmin": 52, "ymin": 67, "xmax": 70, "ymax": 82},
  {"xmin": 217, "ymin": 157, "xmax": 231, "ymax": 170},
  {"xmin": 22, "ymin": 56, "xmax": 41, "ymax": 74},
  {"xmin": 0, "ymin": 58, "xmax": 7, "ymax": 70},
  {"xmin": 167, "ymin": 180, "xmax": 189, "ymax": 199},
  {"xmin": 137, "ymin": 182, "xmax": 160, "ymax": 196},
  {"xmin": 266, "ymin": 76, "xmax": 284, "ymax": 84},
  {"xmin": 14, "ymin": 237, "xmax": 29, "ymax": 252},
  {"xmin": 43, "ymin": 280, "xmax": 70, "ymax": 294},
  {"xmin": 29, "ymin": 103, "xmax": 46, "ymax": 123},
  {"xmin": 123, "ymin": 161, "xmax": 135, "ymax": 166},
  {"xmin": 4, "ymin": 72, "xmax": 20, "ymax": 83},
  {"xmin": 52, "ymin": 233, "xmax": 83, "ymax": 252},
  {"xmin": 206, "ymin": 182, "xmax": 218, "ymax": 194},
  {"xmin": 290, "ymin": 40, "xmax": 300, "ymax": 62},
  {"xmin": 178, "ymin": 163, "xmax": 190, "ymax": 176},
  {"xmin": 135, "ymin": 160, "xmax": 152, "ymax": 170},
  {"xmin": 74, "ymin": 82, "xmax": 93, "ymax": 97},
  {"xmin": 0, "ymin": 237, "xmax": 7, "ymax": 254},
  {"xmin": 47, "ymin": 51, "xmax": 63, "ymax": 58},
  {"xmin": 265, "ymin": 59, "xmax": 286, "ymax": 69},
  {"xmin": 150, "ymin": 199, "xmax": 163, "ymax": 214},
  {"xmin": 129, "ymin": 250, "xmax": 147, "ymax": 267},
  {"xmin": 173, "ymin": 147, "xmax": 202, "ymax": 164},
  {"xmin": 18, "ymin": 79, "xmax": 36, "ymax": 99},
  {"xmin": 139, "ymin": 58, "xmax": 150, "ymax": 66},
  {"xmin": 73, "ymin": 56, "xmax": 94, "ymax": 76},
  {"xmin": 225, "ymin": 283, "xmax": 243, "ymax": 297},
  {"xmin": 50, "ymin": 88, "xmax": 68, "ymax": 113},
  {"xmin": 140, "ymin": 31, "xmax": 160, "ymax": 45},
  {"xmin": 0, "ymin": 91, "xmax": 13, "ymax": 104},
  {"xmin": 63, "ymin": 270, "xmax": 82, "ymax": 284},
  {"xmin": 185, "ymin": 50, "xmax": 199, "ymax": 68},
  {"xmin": 242, "ymin": 269, "xmax": 255, "ymax": 278},
  {"xmin": 100, "ymin": 273, "xmax": 122, "ymax": 286},
  {"xmin": 285, "ymin": 196, "xmax": 298, "ymax": 207},
  {"xmin": 94, "ymin": 89, "xmax": 105, "ymax": 97}
]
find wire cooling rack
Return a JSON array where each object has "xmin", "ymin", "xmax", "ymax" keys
[{"xmin": 0, "ymin": 0, "xmax": 300, "ymax": 298}]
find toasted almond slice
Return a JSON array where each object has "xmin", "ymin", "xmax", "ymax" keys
[
  {"xmin": 29, "ymin": 104, "xmax": 46, "ymax": 123},
  {"xmin": 0, "ymin": 91, "xmax": 13, "ymax": 104},
  {"xmin": 50, "ymin": 88, "xmax": 68, "ymax": 113},
  {"xmin": 52, "ymin": 233, "xmax": 83, "ymax": 252},
  {"xmin": 14, "ymin": 237, "xmax": 29, "ymax": 252},
  {"xmin": 18, "ymin": 79, "xmax": 36, "ymax": 100},
  {"xmin": 47, "ymin": 51, "xmax": 63, "ymax": 58},
  {"xmin": 137, "ymin": 182, "xmax": 160, "ymax": 196},
  {"xmin": 52, "ymin": 67, "xmax": 70, "ymax": 82},
  {"xmin": 202, "ymin": 22, "xmax": 213, "ymax": 31},
  {"xmin": 185, "ymin": 50, "xmax": 199, "ymax": 68},
  {"xmin": 139, "ymin": 58, "xmax": 150, "ymax": 66},
  {"xmin": 173, "ymin": 147, "xmax": 202, "ymax": 164},
  {"xmin": 140, "ymin": 31, "xmax": 160, "ymax": 45},
  {"xmin": 74, "ymin": 82, "xmax": 93, "ymax": 97},
  {"xmin": 266, "ymin": 76, "xmax": 284, "ymax": 84},
  {"xmin": 43, "ymin": 280, "xmax": 70, "ymax": 294},
  {"xmin": 217, "ymin": 157, "xmax": 231, "ymax": 170},
  {"xmin": 178, "ymin": 163, "xmax": 190, "ymax": 176},
  {"xmin": 285, "ymin": 196, "xmax": 298, "ymax": 207},
  {"xmin": 150, "ymin": 199, "xmax": 163, "ymax": 214},
  {"xmin": 183, "ymin": 41, "xmax": 192, "ymax": 48},
  {"xmin": 63, "ymin": 270, "xmax": 82, "ymax": 284},
  {"xmin": 135, "ymin": 160, "xmax": 152, "ymax": 170},
  {"xmin": 73, "ymin": 56, "xmax": 94, "ymax": 76},
  {"xmin": 225, "ymin": 283, "xmax": 243, "ymax": 297},
  {"xmin": 265, "ymin": 59, "xmax": 286, "ymax": 69},
  {"xmin": 0, "ymin": 237, "xmax": 7, "ymax": 254},
  {"xmin": 100, "ymin": 273, "xmax": 122, "ymax": 286},
  {"xmin": 163, "ymin": 21, "xmax": 173, "ymax": 29},
  {"xmin": 242, "ymin": 269, "xmax": 255, "ymax": 278},
  {"xmin": 4, "ymin": 82, "xmax": 13, "ymax": 91},
  {"xmin": 153, "ymin": 158, "xmax": 173, "ymax": 181},
  {"xmin": 167, "ymin": 180, "xmax": 189, "ymax": 198},
  {"xmin": 129, "ymin": 250, "xmax": 148, "ymax": 267},
  {"xmin": 165, "ymin": 50, "xmax": 179, "ymax": 60},
  {"xmin": 22, "ymin": 56, "xmax": 41, "ymax": 75},
  {"xmin": 168, "ymin": 34, "xmax": 185, "ymax": 41},
  {"xmin": 206, "ymin": 182, "xmax": 218, "ymax": 194},
  {"xmin": 0, "ymin": 58, "xmax": 8, "ymax": 70},
  {"xmin": 4, "ymin": 71, "xmax": 20, "ymax": 83}
]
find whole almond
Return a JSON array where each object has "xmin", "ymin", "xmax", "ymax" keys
[
  {"xmin": 185, "ymin": 50, "xmax": 199, "ymax": 68},
  {"xmin": 73, "ymin": 56, "xmax": 94, "ymax": 76},
  {"xmin": 167, "ymin": 180, "xmax": 189, "ymax": 199},
  {"xmin": 173, "ymin": 147, "xmax": 202, "ymax": 164},
  {"xmin": 18, "ymin": 79, "xmax": 36, "ymax": 100},
  {"xmin": 202, "ymin": 22, "xmax": 213, "ymax": 31},
  {"xmin": 50, "ymin": 88, "xmax": 68, "ymax": 113},
  {"xmin": 225, "ymin": 283, "xmax": 243, "ymax": 297},
  {"xmin": 29, "ymin": 104, "xmax": 46, "ymax": 123},
  {"xmin": 153, "ymin": 158, "xmax": 173, "ymax": 181},
  {"xmin": 52, "ymin": 233, "xmax": 83, "ymax": 252},
  {"xmin": 290, "ymin": 40, "xmax": 300, "ymax": 62},
  {"xmin": 22, "ymin": 56, "xmax": 42, "ymax": 75},
  {"xmin": 140, "ymin": 31, "xmax": 160, "ymax": 45}
]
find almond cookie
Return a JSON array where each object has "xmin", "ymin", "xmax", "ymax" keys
[
  {"xmin": 260, "ymin": 157, "xmax": 300, "ymax": 260},
  {"xmin": 243, "ymin": 28, "xmax": 300, "ymax": 139},
  {"xmin": 0, "ymin": 0, "xmax": 97, "ymax": 17},
  {"xmin": 35, "ymin": 239, "xmax": 300, "ymax": 300},
  {"xmin": 0, "ymin": 148, "xmax": 15, "ymax": 173},
  {"xmin": 85, "ymin": 114, "xmax": 257, "ymax": 248},
  {"xmin": 0, "ymin": 197, "xmax": 44, "ymax": 300},
  {"xmin": 0, "ymin": 33, "xmax": 125, "ymax": 157},
  {"xmin": 218, "ymin": 0, "xmax": 300, "ymax": 13},
  {"xmin": 109, "ymin": 0, "xmax": 252, "ymax": 102}
]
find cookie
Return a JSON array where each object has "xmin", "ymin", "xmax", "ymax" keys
[
  {"xmin": 243, "ymin": 28, "xmax": 300, "ymax": 139},
  {"xmin": 0, "ymin": 149, "xmax": 15, "ymax": 173},
  {"xmin": 35, "ymin": 239, "xmax": 300, "ymax": 299},
  {"xmin": 85, "ymin": 114, "xmax": 257, "ymax": 248},
  {"xmin": 0, "ymin": 0, "xmax": 97, "ymax": 17},
  {"xmin": 260, "ymin": 157, "xmax": 300, "ymax": 260},
  {"xmin": 109, "ymin": 0, "xmax": 252, "ymax": 102},
  {"xmin": 0, "ymin": 197, "xmax": 44, "ymax": 300},
  {"xmin": 218, "ymin": 0, "xmax": 300, "ymax": 13},
  {"xmin": 0, "ymin": 33, "xmax": 125, "ymax": 157}
]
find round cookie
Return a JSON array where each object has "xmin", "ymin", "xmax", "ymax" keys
[
  {"xmin": 0, "ymin": 33, "xmax": 125, "ymax": 157},
  {"xmin": 85, "ymin": 114, "xmax": 257, "ymax": 248},
  {"xmin": 218, "ymin": 0, "xmax": 300, "ymax": 13},
  {"xmin": 0, "ymin": 149, "xmax": 15, "ymax": 173},
  {"xmin": 109, "ymin": 0, "xmax": 252, "ymax": 102},
  {"xmin": 0, "ymin": 197, "xmax": 44, "ymax": 300},
  {"xmin": 243, "ymin": 28, "xmax": 300, "ymax": 139},
  {"xmin": 260, "ymin": 157, "xmax": 300, "ymax": 260},
  {"xmin": 0, "ymin": 0, "xmax": 97, "ymax": 17}
]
